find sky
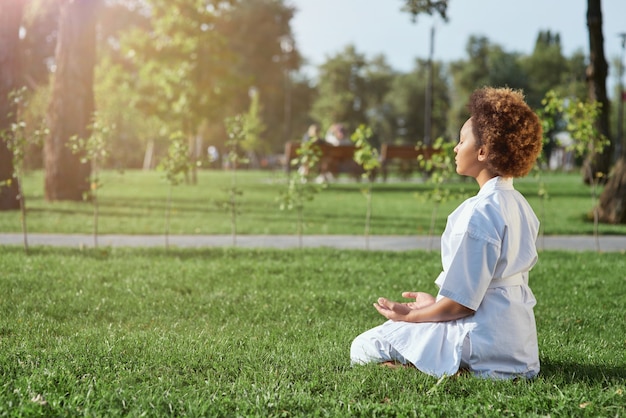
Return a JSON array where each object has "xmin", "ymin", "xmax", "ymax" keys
[{"xmin": 289, "ymin": 0, "xmax": 626, "ymax": 86}]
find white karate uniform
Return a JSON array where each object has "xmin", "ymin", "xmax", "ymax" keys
[{"xmin": 350, "ymin": 176, "xmax": 540, "ymax": 379}]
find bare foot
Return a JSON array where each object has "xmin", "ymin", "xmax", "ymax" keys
[{"xmin": 381, "ymin": 361, "xmax": 416, "ymax": 369}]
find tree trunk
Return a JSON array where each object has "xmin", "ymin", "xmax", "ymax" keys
[
  {"xmin": 596, "ymin": 157, "xmax": 626, "ymax": 223},
  {"xmin": 44, "ymin": 0, "xmax": 98, "ymax": 201},
  {"xmin": 590, "ymin": 0, "xmax": 626, "ymax": 225},
  {"xmin": 0, "ymin": 0, "xmax": 24, "ymax": 211},
  {"xmin": 582, "ymin": 0, "xmax": 613, "ymax": 184}
]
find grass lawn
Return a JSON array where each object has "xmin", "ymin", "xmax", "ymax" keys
[
  {"xmin": 1, "ymin": 169, "xmax": 626, "ymax": 236},
  {"xmin": 1, "ymin": 247, "xmax": 624, "ymax": 416}
]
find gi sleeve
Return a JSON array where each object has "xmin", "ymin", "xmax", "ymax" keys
[{"xmin": 437, "ymin": 220, "xmax": 502, "ymax": 311}]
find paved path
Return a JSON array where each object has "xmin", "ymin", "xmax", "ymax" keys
[{"xmin": 1, "ymin": 233, "xmax": 625, "ymax": 252}]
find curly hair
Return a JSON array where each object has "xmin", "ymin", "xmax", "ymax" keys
[{"xmin": 469, "ymin": 87, "xmax": 543, "ymax": 178}]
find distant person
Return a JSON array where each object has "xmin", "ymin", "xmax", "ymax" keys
[
  {"xmin": 350, "ymin": 87, "xmax": 544, "ymax": 379},
  {"xmin": 302, "ymin": 123, "xmax": 324, "ymax": 144},
  {"xmin": 325, "ymin": 123, "xmax": 351, "ymax": 146},
  {"xmin": 207, "ymin": 145, "xmax": 220, "ymax": 169}
]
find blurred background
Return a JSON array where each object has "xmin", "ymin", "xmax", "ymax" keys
[{"xmin": 1, "ymin": 0, "xmax": 625, "ymax": 213}]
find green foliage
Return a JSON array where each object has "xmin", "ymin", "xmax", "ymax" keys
[
  {"xmin": 384, "ymin": 61, "xmax": 451, "ymax": 143},
  {"xmin": 67, "ymin": 114, "xmax": 114, "ymax": 196},
  {"xmin": 240, "ymin": 89, "xmax": 266, "ymax": 154},
  {"xmin": 311, "ymin": 45, "xmax": 369, "ymax": 132},
  {"xmin": 2, "ymin": 106, "xmax": 26, "ymax": 177},
  {"xmin": 448, "ymin": 37, "xmax": 529, "ymax": 136},
  {"xmin": 157, "ymin": 131, "xmax": 193, "ymax": 187},
  {"xmin": 540, "ymin": 90, "xmax": 609, "ymax": 161},
  {"xmin": 351, "ymin": 125, "xmax": 380, "ymax": 176},
  {"xmin": 416, "ymin": 137, "xmax": 468, "ymax": 241},
  {"xmin": 29, "ymin": 0, "xmax": 610, "ymax": 171},
  {"xmin": 538, "ymin": 90, "xmax": 611, "ymax": 250},
  {"xmin": 124, "ymin": 0, "xmax": 237, "ymax": 125},
  {"xmin": 351, "ymin": 125, "xmax": 380, "ymax": 248},
  {"xmin": 278, "ymin": 141, "xmax": 325, "ymax": 246},
  {"xmin": 224, "ymin": 114, "xmax": 250, "ymax": 168},
  {"xmin": 1, "ymin": 87, "xmax": 48, "ymax": 252},
  {"xmin": 67, "ymin": 113, "xmax": 115, "ymax": 248},
  {"xmin": 94, "ymin": 56, "xmax": 162, "ymax": 168},
  {"xmin": 357, "ymin": 55, "xmax": 395, "ymax": 146},
  {"xmin": 0, "ymin": 247, "xmax": 624, "ymax": 416},
  {"xmin": 157, "ymin": 131, "xmax": 194, "ymax": 249},
  {"xmin": 401, "ymin": 0, "xmax": 449, "ymax": 21},
  {"xmin": 109, "ymin": 0, "xmax": 301, "ymax": 158},
  {"xmin": 417, "ymin": 137, "xmax": 460, "ymax": 203},
  {"xmin": 539, "ymin": 90, "xmax": 609, "ymax": 189},
  {"xmin": 521, "ymin": 30, "xmax": 587, "ymax": 109},
  {"xmin": 279, "ymin": 147, "xmax": 322, "ymax": 212},
  {"xmin": 1, "ymin": 88, "xmax": 48, "ymax": 177},
  {"xmin": 220, "ymin": 114, "xmax": 251, "ymax": 244},
  {"xmin": 214, "ymin": 0, "xmax": 301, "ymax": 151},
  {"xmin": 67, "ymin": 118, "xmax": 111, "ymax": 165}
]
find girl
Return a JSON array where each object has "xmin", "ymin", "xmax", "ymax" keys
[{"xmin": 350, "ymin": 87, "xmax": 544, "ymax": 379}]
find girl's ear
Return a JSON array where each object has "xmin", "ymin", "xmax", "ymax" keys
[{"xmin": 477, "ymin": 146, "xmax": 488, "ymax": 162}]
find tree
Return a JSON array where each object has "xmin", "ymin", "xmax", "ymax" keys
[
  {"xmin": 522, "ymin": 31, "xmax": 568, "ymax": 109},
  {"xmin": 597, "ymin": 154, "xmax": 626, "ymax": 223},
  {"xmin": 562, "ymin": 51, "xmax": 589, "ymax": 101},
  {"xmin": 582, "ymin": 0, "xmax": 612, "ymax": 184},
  {"xmin": 594, "ymin": 0, "xmax": 626, "ymax": 224},
  {"xmin": 522, "ymin": 31, "xmax": 584, "ymax": 163},
  {"xmin": 448, "ymin": 36, "xmax": 527, "ymax": 136},
  {"xmin": 214, "ymin": 0, "xmax": 301, "ymax": 152},
  {"xmin": 384, "ymin": 59, "xmax": 449, "ymax": 143},
  {"xmin": 278, "ymin": 139, "xmax": 324, "ymax": 249},
  {"xmin": 311, "ymin": 45, "xmax": 405, "ymax": 142},
  {"xmin": 311, "ymin": 45, "xmax": 369, "ymax": 134},
  {"xmin": 1, "ymin": 87, "xmax": 48, "ymax": 252},
  {"xmin": 158, "ymin": 132, "xmax": 193, "ymax": 249},
  {"xmin": 222, "ymin": 114, "xmax": 250, "ymax": 246},
  {"xmin": 121, "ymin": 0, "xmax": 236, "ymax": 173},
  {"xmin": 9, "ymin": 1, "xmax": 63, "ymax": 172},
  {"xmin": 288, "ymin": 74, "xmax": 318, "ymax": 147},
  {"xmin": 362, "ymin": 55, "xmax": 396, "ymax": 146},
  {"xmin": 93, "ymin": 0, "xmax": 154, "ymax": 169},
  {"xmin": 0, "ymin": 0, "xmax": 25, "ymax": 211},
  {"xmin": 94, "ymin": 57, "xmax": 160, "ymax": 169},
  {"xmin": 45, "ymin": 0, "xmax": 99, "ymax": 201},
  {"xmin": 400, "ymin": 0, "xmax": 449, "ymax": 21},
  {"xmin": 20, "ymin": 0, "xmax": 61, "ymax": 88},
  {"xmin": 67, "ymin": 114, "xmax": 113, "ymax": 248},
  {"xmin": 350, "ymin": 125, "xmax": 380, "ymax": 250},
  {"xmin": 399, "ymin": 0, "xmax": 624, "ymax": 225}
]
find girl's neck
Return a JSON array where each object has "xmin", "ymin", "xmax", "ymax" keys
[{"xmin": 475, "ymin": 169, "xmax": 497, "ymax": 189}]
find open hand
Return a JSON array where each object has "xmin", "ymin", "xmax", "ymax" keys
[
  {"xmin": 373, "ymin": 291, "xmax": 436, "ymax": 321},
  {"xmin": 401, "ymin": 292, "xmax": 436, "ymax": 309}
]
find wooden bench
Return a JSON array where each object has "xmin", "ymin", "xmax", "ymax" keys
[
  {"xmin": 284, "ymin": 141, "xmax": 365, "ymax": 179},
  {"xmin": 284, "ymin": 141, "xmax": 439, "ymax": 181},
  {"xmin": 379, "ymin": 143, "xmax": 438, "ymax": 181}
]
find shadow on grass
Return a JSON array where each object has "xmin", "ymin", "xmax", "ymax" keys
[
  {"xmin": 540, "ymin": 359, "xmax": 626, "ymax": 383},
  {"xmin": 1, "ymin": 245, "xmax": 121, "ymax": 260},
  {"xmin": 327, "ymin": 183, "xmax": 433, "ymax": 194},
  {"xmin": 1, "ymin": 245, "xmax": 391, "ymax": 264}
]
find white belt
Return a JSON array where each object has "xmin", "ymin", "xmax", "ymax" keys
[{"xmin": 487, "ymin": 272, "xmax": 525, "ymax": 288}]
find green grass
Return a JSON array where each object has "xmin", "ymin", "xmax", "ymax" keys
[
  {"xmin": 1, "ymin": 247, "xmax": 624, "ymax": 416},
  {"xmin": 1, "ymin": 169, "xmax": 626, "ymax": 236}
]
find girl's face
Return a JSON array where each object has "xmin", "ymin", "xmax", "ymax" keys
[{"xmin": 454, "ymin": 118, "xmax": 487, "ymax": 179}]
